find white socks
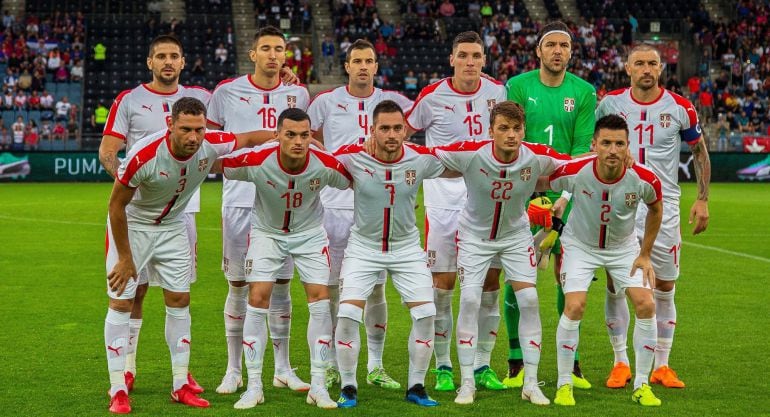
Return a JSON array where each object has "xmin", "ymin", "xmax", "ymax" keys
[
  {"xmin": 243, "ymin": 305, "xmax": 269, "ymax": 389},
  {"xmin": 515, "ymin": 287, "xmax": 542, "ymax": 385},
  {"xmin": 327, "ymin": 285, "xmax": 340, "ymax": 371},
  {"xmin": 165, "ymin": 306, "xmax": 191, "ymax": 391},
  {"xmin": 336, "ymin": 303, "xmax": 363, "ymax": 389},
  {"xmin": 556, "ymin": 315, "xmax": 580, "ymax": 387},
  {"xmin": 125, "ymin": 318, "xmax": 142, "ymax": 375},
  {"xmin": 105, "ymin": 308, "xmax": 130, "ymax": 396},
  {"xmin": 433, "ymin": 287, "xmax": 454, "ymax": 369},
  {"xmin": 455, "ymin": 286, "xmax": 481, "ymax": 384},
  {"xmin": 307, "ymin": 300, "xmax": 333, "ymax": 390},
  {"xmin": 268, "ymin": 283, "xmax": 292, "ymax": 375},
  {"xmin": 474, "ymin": 290, "xmax": 500, "ymax": 371},
  {"xmin": 633, "ymin": 316, "xmax": 657, "ymax": 389},
  {"xmin": 224, "ymin": 283, "xmax": 248, "ymax": 375},
  {"xmin": 364, "ymin": 284, "xmax": 387, "ymax": 373},
  {"xmin": 654, "ymin": 288, "xmax": 676, "ymax": 368},
  {"xmin": 605, "ymin": 287, "xmax": 630, "ymax": 365},
  {"xmin": 408, "ymin": 303, "xmax": 436, "ymax": 388}
]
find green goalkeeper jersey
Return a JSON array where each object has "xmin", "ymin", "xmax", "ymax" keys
[{"xmin": 506, "ymin": 70, "xmax": 597, "ymax": 156}]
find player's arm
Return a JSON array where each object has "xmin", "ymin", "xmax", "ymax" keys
[
  {"xmin": 439, "ymin": 168, "xmax": 462, "ymax": 178},
  {"xmin": 632, "ymin": 198, "xmax": 663, "ymax": 288},
  {"xmin": 233, "ymin": 130, "xmax": 278, "ymax": 151},
  {"xmin": 107, "ymin": 180, "xmax": 138, "ymax": 296},
  {"xmin": 311, "ymin": 128, "xmax": 324, "ymax": 142},
  {"xmin": 99, "ymin": 135, "xmax": 125, "ymax": 178},
  {"xmin": 688, "ymin": 138, "xmax": 711, "ymax": 235}
]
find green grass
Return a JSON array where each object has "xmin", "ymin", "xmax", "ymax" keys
[{"xmin": 0, "ymin": 182, "xmax": 768, "ymax": 416}]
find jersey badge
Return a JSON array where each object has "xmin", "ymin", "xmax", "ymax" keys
[
  {"xmin": 487, "ymin": 99, "xmax": 497, "ymax": 111},
  {"xmin": 287, "ymin": 95, "xmax": 297, "ymax": 108},
  {"xmin": 405, "ymin": 169, "xmax": 417, "ymax": 185},
  {"xmin": 563, "ymin": 97, "xmax": 575, "ymax": 112},
  {"xmin": 625, "ymin": 192, "xmax": 638, "ymax": 208},
  {"xmin": 309, "ymin": 178, "xmax": 321, "ymax": 191},
  {"xmin": 520, "ymin": 167, "xmax": 532, "ymax": 181},
  {"xmin": 659, "ymin": 113, "xmax": 672, "ymax": 128},
  {"xmin": 198, "ymin": 158, "xmax": 209, "ymax": 172}
]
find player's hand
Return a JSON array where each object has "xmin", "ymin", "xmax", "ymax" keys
[
  {"xmin": 631, "ymin": 255, "xmax": 655, "ymax": 288},
  {"xmin": 689, "ymin": 199, "xmax": 709, "ymax": 235},
  {"xmin": 624, "ymin": 148, "xmax": 635, "ymax": 168},
  {"xmin": 551, "ymin": 196, "xmax": 569, "ymax": 218},
  {"xmin": 108, "ymin": 258, "xmax": 137, "ymax": 297},
  {"xmin": 363, "ymin": 136, "xmax": 376, "ymax": 155},
  {"xmin": 527, "ymin": 196, "xmax": 553, "ymax": 228},
  {"xmin": 279, "ymin": 66, "xmax": 299, "ymax": 85},
  {"xmin": 310, "ymin": 138, "xmax": 326, "ymax": 151}
]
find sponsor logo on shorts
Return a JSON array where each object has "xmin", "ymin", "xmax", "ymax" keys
[
  {"xmin": 244, "ymin": 259, "xmax": 253, "ymax": 275},
  {"xmin": 427, "ymin": 250, "xmax": 436, "ymax": 267},
  {"xmin": 625, "ymin": 192, "xmax": 638, "ymax": 208},
  {"xmin": 559, "ymin": 272, "xmax": 566, "ymax": 286},
  {"xmin": 520, "ymin": 167, "xmax": 532, "ymax": 181},
  {"xmin": 405, "ymin": 169, "xmax": 416, "ymax": 185},
  {"xmin": 457, "ymin": 266, "xmax": 464, "ymax": 283},
  {"xmin": 223, "ymin": 257, "xmax": 230, "ymax": 273}
]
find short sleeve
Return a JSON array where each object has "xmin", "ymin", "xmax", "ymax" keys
[
  {"xmin": 548, "ymin": 165, "xmax": 574, "ymax": 194},
  {"xmin": 103, "ymin": 90, "xmax": 132, "ymax": 140},
  {"xmin": 307, "ymin": 93, "xmax": 328, "ymax": 131},
  {"xmin": 421, "ymin": 154, "xmax": 446, "ymax": 180},
  {"xmin": 406, "ymin": 95, "xmax": 433, "ymax": 131},
  {"xmin": 572, "ymin": 87, "xmax": 597, "ymax": 154},
  {"xmin": 207, "ymin": 86, "xmax": 227, "ymax": 128},
  {"xmin": 204, "ymin": 130, "xmax": 237, "ymax": 156},
  {"xmin": 433, "ymin": 145, "xmax": 474, "ymax": 173}
]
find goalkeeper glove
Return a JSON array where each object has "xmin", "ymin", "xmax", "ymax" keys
[
  {"xmin": 527, "ymin": 195, "xmax": 553, "ymax": 228},
  {"xmin": 537, "ymin": 217, "xmax": 564, "ymax": 270}
]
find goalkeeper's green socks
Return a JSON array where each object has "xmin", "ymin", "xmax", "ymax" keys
[{"xmin": 503, "ymin": 284, "xmax": 522, "ymax": 362}]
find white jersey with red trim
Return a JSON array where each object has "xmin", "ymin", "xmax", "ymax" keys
[
  {"xmin": 116, "ymin": 130, "xmax": 237, "ymax": 231},
  {"xmin": 549, "ymin": 156, "xmax": 662, "ymax": 250},
  {"xmin": 334, "ymin": 143, "xmax": 445, "ymax": 251},
  {"xmin": 221, "ymin": 143, "xmax": 352, "ymax": 234},
  {"xmin": 208, "ymin": 75, "xmax": 311, "ymax": 207},
  {"xmin": 307, "ymin": 86, "xmax": 413, "ymax": 210},
  {"xmin": 595, "ymin": 87, "xmax": 702, "ymax": 202},
  {"xmin": 435, "ymin": 140, "xmax": 570, "ymax": 240},
  {"xmin": 103, "ymin": 84, "xmax": 211, "ymax": 212},
  {"xmin": 406, "ymin": 77, "xmax": 506, "ymax": 210}
]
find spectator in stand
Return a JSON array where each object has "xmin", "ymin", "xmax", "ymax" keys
[
  {"xmin": 699, "ymin": 88, "xmax": 714, "ymax": 123},
  {"xmin": 14, "ymin": 90, "xmax": 27, "ymax": 110},
  {"xmin": 215, "ymin": 42, "xmax": 228, "ymax": 64},
  {"xmin": 24, "ymin": 120, "xmax": 39, "ymax": 150},
  {"xmin": 666, "ymin": 74, "xmax": 683, "ymax": 95},
  {"xmin": 70, "ymin": 59, "xmax": 83, "ymax": 82},
  {"xmin": 17, "ymin": 69, "xmax": 32, "ymax": 90},
  {"xmin": 687, "ymin": 75, "xmax": 701, "ymax": 101},
  {"xmin": 439, "ymin": 0, "xmax": 456, "ymax": 18},
  {"xmin": 374, "ymin": 36, "xmax": 388, "ymax": 56},
  {"xmin": 321, "ymin": 35, "xmax": 335, "ymax": 74},
  {"xmin": 301, "ymin": 46, "xmax": 314, "ymax": 83},
  {"xmin": 47, "ymin": 47, "xmax": 61, "ymax": 74},
  {"xmin": 40, "ymin": 90, "xmax": 53, "ymax": 109},
  {"xmin": 92, "ymin": 101, "xmax": 108, "ymax": 131},
  {"xmin": 191, "ymin": 57, "xmax": 206, "ymax": 85},
  {"xmin": 4, "ymin": 68, "xmax": 18, "ymax": 89},
  {"xmin": 52, "ymin": 120, "xmax": 66, "ymax": 140},
  {"xmin": 404, "ymin": 70, "xmax": 418, "ymax": 92},
  {"xmin": 40, "ymin": 120, "xmax": 51, "ymax": 142},
  {"xmin": 736, "ymin": 110, "xmax": 750, "ymax": 133},
  {"xmin": 28, "ymin": 90, "xmax": 41, "ymax": 109},
  {"xmin": 11, "ymin": 115, "xmax": 24, "ymax": 150},
  {"xmin": 93, "ymin": 41, "xmax": 106, "ymax": 71},
  {"xmin": 55, "ymin": 96, "xmax": 71, "ymax": 122},
  {"xmin": 2, "ymin": 89, "xmax": 13, "ymax": 109},
  {"xmin": 55, "ymin": 63, "xmax": 69, "ymax": 83},
  {"xmin": 0, "ymin": 126, "xmax": 10, "ymax": 150}
]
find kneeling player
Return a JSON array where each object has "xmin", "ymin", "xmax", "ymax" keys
[{"xmin": 548, "ymin": 115, "xmax": 664, "ymax": 407}]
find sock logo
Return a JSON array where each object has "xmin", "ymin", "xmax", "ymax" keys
[
  {"xmin": 643, "ymin": 345, "xmax": 655, "ymax": 352},
  {"xmin": 273, "ymin": 341, "xmax": 281, "ymax": 350},
  {"xmin": 528, "ymin": 340, "xmax": 542, "ymax": 351},
  {"xmin": 489, "ymin": 330, "xmax": 497, "ymax": 337},
  {"xmin": 415, "ymin": 339, "xmax": 432, "ymax": 348},
  {"xmin": 225, "ymin": 313, "xmax": 244, "ymax": 320},
  {"xmin": 317, "ymin": 338, "xmax": 332, "ymax": 361},
  {"xmin": 666, "ymin": 320, "xmax": 677, "ymax": 326},
  {"xmin": 107, "ymin": 345, "xmax": 123, "ymax": 356},
  {"xmin": 337, "ymin": 340, "xmax": 354, "ymax": 349},
  {"xmin": 374, "ymin": 323, "xmax": 387, "ymax": 331},
  {"xmin": 562, "ymin": 344, "xmax": 576, "ymax": 352},
  {"xmin": 435, "ymin": 330, "xmax": 448, "ymax": 338},
  {"xmin": 606, "ymin": 320, "xmax": 616, "ymax": 330},
  {"xmin": 459, "ymin": 336, "xmax": 474, "ymax": 347},
  {"xmin": 242, "ymin": 339, "xmax": 258, "ymax": 361},
  {"xmin": 279, "ymin": 314, "xmax": 292, "ymax": 319},
  {"xmin": 177, "ymin": 336, "xmax": 191, "ymax": 352},
  {"xmin": 317, "ymin": 339, "xmax": 332, "ymax": 347}
]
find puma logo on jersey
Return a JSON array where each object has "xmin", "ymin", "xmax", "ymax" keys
[
  {"xmin": 581, "ymin": 190, "xmax": 594, "ymax": 198},
  {"xmin": 444, "ymin": 105, "xmax": 456, "ymax": 112},
  {"xmin": 337, "ymin": 103, "xmax": 348, "ymax": 112},
  {"xmin": 527, "ymin": 97, "xmax": 538, "ymax": 105},
  {"xmin": 141, "ymin": 104, "xmax": 153, "ymax": 111},
  {"xmin": 618, "ymin": 112, "xmax": 628, "ymax": 120},
  {"xmin": 239, "ymin": 97, "xmax": 252, "ymax": 104},
  {"xmin": 364, "ymin": 168, "xmax": 376, "ymax": 177},
  {"xmin": 479, "ymin": 168, "xmax": 489, "ymax": 176},
  {"xmin": 266, "ymin": 180, "xmax": 276, "ymax": 189},
  {"xmin": 159, "ymin": 171, "xmax": 169, "ymax": 178}
]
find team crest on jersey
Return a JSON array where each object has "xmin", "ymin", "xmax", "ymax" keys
[
  {"xmin": 198, "ymin": 158, "xmax": 209, "ymax": 172},
  {"xmin": 625, "ymin": 192, "xmax": 638, "ymax": 208},
  {"xmin": 244, "ymin": 259, "xmax": 253, "ymax": 276},
  {"xmin": 563, "ymin": 97, "xmax": 575, "ymax": 112},
  {"xmin": 309, "ymin": 178, "xmax": 321, "ymax": 191},
  {"xmin": 520, "ymin": 167, "xmax": 532, "ymax": 181},
  {"xmin": 405, "ymin": 169, "xmax": 417, "ymax": 185},
  {"xmin": 287, "ymin": 95, "xmax": 297, "ymax": 108},
  {"xmin": 427, "ymin": 250, "xmax": 436, "ymax": 267},
  {"xmin": 659, "ymin": 113, "xmax": 672, "ymax": 128},
  {"xmin": 487, "ymin": 99, "xmax": 497, "ymax": 111}
]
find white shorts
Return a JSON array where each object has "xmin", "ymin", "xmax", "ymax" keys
[
  {"xmin": 636, "ymin": 201, "xmax": 681, "ymax": 280},
  {"xmin": 425, "ymin": 207, "xmax": 459, "ymax": 273},
  {"xmin": 339, "ymin": 238, "xmax": 433, "ymax": 303},
  {"xmin": 222, "ymin": 206, "xmax": 293, "ymax": 281},
  {"xmin": 456, "ymin": 228, "xmax": 537, "ymax": 288},
  {"xmin": 324, "ymin": 208, "xmax": 386, "ymax": 286},
  {"xmin": 106, "ymin": 223, "xmax": 192, "ymax": 299},
  {"xmin": 246, "ymin": 227, "xmax": 330, "ymax": 285},
  {"xmin": 560, "ymin": 237, "xmax": 646, "ymax": 293}
]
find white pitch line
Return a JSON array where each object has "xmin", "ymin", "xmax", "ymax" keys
[{"xmin": 682, "ymin": 241, "xmax": 770, "ymax": 263}]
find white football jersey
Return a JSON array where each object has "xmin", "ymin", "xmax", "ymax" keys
[
  {"xmin": 549, "ymin": 156, "xmax": 662, "ymax": 250},
  {"xmin": 406, "ymin": 77, "xmax": 507, "ymax": 210},
  {"xmin": 103, "ymin": 83, "xmax": 212, "ymax": 212},
  {"xmin": 435, "ymin": 140, "xmax": 570, "ymax": 240},
  {"xmin": 208, "ymin": 75, "xmax": 311, "ymax": 207},
  {"xmin": 596, "ymin": 87, "xmax": 701, "ymax": 202},
  {"xmin": 307, "ymin": 86, "xmax": 413, "ymax": 210},
  {"xmin": 221, "ymin": 143, "xmax": 352, "ymax": 234},
  {"xmin": 117, "ymin": 130, "xmax": 237, "ymax": 230},
  {"xmin": 334, "ymin": 143, "xmax": 445, "ymax": 251}
]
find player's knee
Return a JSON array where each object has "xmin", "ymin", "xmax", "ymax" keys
[
  {"xmin": 514, "ymin": 286, "xmax": 539, "ymax": 309},
  {"xmin": 109, "ymin": 298, "xmax": 133, "ymax": 312},
  {"xmin": 134, "ymin": 283, "xmax": 149, "ymax": 301},
  {"xmin": 163, "ymin": 290, "xmax": 189, "ymax": 307},
  {"xmin": 655, "ymin": 280, "xmax": 675, "ymax": 292},
  {"xmin": 634, "ymin": 298, "xmax": 656, "ymax": 318},
  {"xmin": 564, "ymin": 299, "xmax": 585, "ymax": 320},
  {"xmin": 369, "ymin": 282, "xmax": 387, "ymax": 303},
  {"xmin": 409, "ymin": 302, "xmax": 436, "ymax": 320},
  {"xmin": 248, "ymin": 286, "xmax": 271, "ymax": 309},
  {"xmin": 432, "ymin": 271, "xmax": 456, "ymax": 290},
  {"xmin": 338, "ymin": 302, "xmax": 364, "ymax": 322}
]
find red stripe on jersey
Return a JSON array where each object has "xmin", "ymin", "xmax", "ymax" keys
[
  {"xmin": 103, "ymin": 89, "xmax": 133, "ymax": 140},
  {"xmin": 333, "ymin": 143, "xmax": 365, "ymax": 156},
  {"xmin": 222, "ymin": 146, "xmax": 278, "ymax": 169},
  {"xmin": 405, "ymin": 142, "xmax": 437, "ymax": 155},
  {"xmin": 605, "ymin": 88, "xmax": 627, "ymax": 97},
  {"xmin": 639, "ymin": 147, "xmax": 646, "ymax": 164},
  {"xmin": 281, "ymin": 210, "xmax": 291, "ymax": 233},
  {"xmin": 307, "ymin": 87, "xmax": 335, "ymax": 106},
  {"xmin": 213, "ymin": 77, "xmax": 238, "ymax": 91},
  {"xmin": 598, "ymin": 224, "xmax": 607, "ymax": 249},
  {"xmin": 105, "ymin": 231, "xmax": 109, "ymax": 258},
  {"xmin": 640, "ymin": 110, "xmax": 647, "ymax": 121},
  {"xmin": 630, "ymin": 88, "xmax": 664, "ymax": 105},
  {"xmin": 447, "ymin": 78, "xmax": 483, "ymax": 95},
  {"xmin": 522, "ymin": 142, "xmax": 572, "ymax": 160},
  {"xmin": 669, "ymin": 90, "xmax": 700, "ymax": 129},
  {"xmin": 117, "ymin": 136, "xmax": 165, "ymax": 186},
  {"xmin": 162, "ymin": 102, "xmax": 170, "ymax": 112},
  {"xmin": 184, "ymin": 85, "xmax": 210, "ymax": 92},
  {"xmin": 382, "ymin": 207, "xmax": 391, "ymax": 252},
  {"xmin": 489, "ymin": 169, "xmax": 507, "ymax": 240},
  {"xmin": 288, "ymin": 178, "xmax": 295, "ymax": 189},
  {"xmin": 206, "ymin": 118, "xmax": 223, "ymax": 128},
  {"xmin": 631, "ymin": 164, "xmax": 663, "ymax": 202},
  {"xmin": 358, "ymin": 101, "xmax": 365, "ymax": 111},
  {"xmin": 549, "ymin": 156, "xmax": 594, "ymax": 181},
  {"xmin": 142, "ymin": 84, "xmax": 178, "ymax": 96},
  {"xmin": 310, "ymin": 149, "xmax": 353, "ymax": 182},
  {"xmin": 204, "ymin": 131, "xmax": 236, "ymax": 152},
  {"xmin": 155, "ymin": 194, "xmax": 179, "ymax": 224},
  {"xmin": 263, "ymin": 94, "xmax": 270, "ymax": 104},
  {"xmin": 434, "ymin": 140, "xmax": 490, "ymax": 153},
  {"xmin": 466, "ymin": 100, "xmax": 473, "ymax": 112}
]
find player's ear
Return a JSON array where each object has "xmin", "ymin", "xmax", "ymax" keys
[
  {"xmin": 180, "ymin": 55, "xmax": 186, "ymax": 70},
  {"xmin": 166, "ymin": 116, "xmax": 173, "ymax": 130},
  {"xmin": 146, "ymin": 56, "xmax": 152, "ymax": 71},
  {"xmin": 624, "ymin": 62, "xmax": 631, "ymax": 76},
  {"xmin": 249, "ymin": 48, "xmax": 257, "ymax": 63}
]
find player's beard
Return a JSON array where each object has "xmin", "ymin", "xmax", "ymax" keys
[{"xmin": 155, "ymin": 69, "xmax": 179, "ymax": 86}]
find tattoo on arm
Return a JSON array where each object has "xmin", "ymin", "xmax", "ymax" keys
[
  {"xmin": 690, "ymin": 139, "xmax": 711, "ymax": 201},
  {"xmin": 100, "ymin": 153, "xmax": 120, "ymax": 178}
]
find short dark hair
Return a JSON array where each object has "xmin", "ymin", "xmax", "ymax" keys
[
  {"xmin": 277, "ymin": 108, "xmax": 310, "ymax": 130},
  {"xmin": 148, "ymin": 34, "xmax": 184, "ymax": 57},
  {"xmin": 346, "ymin": 39, "xmax": 377, "ymax": 62},
  {"xmin": 373, "ymin": 100, "xmax": 404, "ymax": 124},
  {"xmin": 489, "ymin": 101, "xmax": 525, "ymax": 127},
  {"xmin": 452, "ymin": 31, "xmax": 484, "ymax": 51},
  {"xmin": 253, "ymin": 25, "xmax": 285, "ymax": 45},
  {"xmin": 537, "ymin": 21, "xmax": 572, "ymax": 47},
  {"xmin": 172, "ymin": 97, "xmax": 206, "ymax": 120},
  {"xmin": 626, "ymin": 43, "xmax": 661, "ymax": 62},
  {"xmin": 594, "ymin": 114, "xmax": 629, "ymax": 138}
]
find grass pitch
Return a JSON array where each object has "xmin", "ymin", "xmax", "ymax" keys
[{"xmin": 0, "ymin": 182, "xmax": 768, "ymax": 416}]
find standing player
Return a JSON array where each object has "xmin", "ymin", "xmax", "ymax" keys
[
  {"xmin": 548, "ymin": 114, "xmax": 663, "ymax": 407},
  {"xmin": 307, "ymin": 39, "xmax": 413, "ymax": 389},
  {"xmin": 406, "ymin": 31, "xmax": 508, "ymax": 392},
  {"xmin": 333, "ymin": 100, "xmax": 452, "ymax": 408},
  {"xmin": 207, "ymin": 26, "xmax": 312, "ymax": 395},
  {"xmin": 596, "ymin": 44, "xmax": 710, "ymax": 389},
  {"xmin": 503, "ymin": 21, "xmax": 597, "ymax": 389},
  {"xmin": 104, "ymin": 98, "xmax": 276, "ymax": 413},
  {"xmin": 434, "ymin": 101, "xmax": 569, "ymax": 405},
  {"xmin": 99, "ymin": 34, "xmax": 212, "ymax": 394},
  {"xmin": 221, "ymin": 109, "xmax": 351, "ymax": 409}
]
